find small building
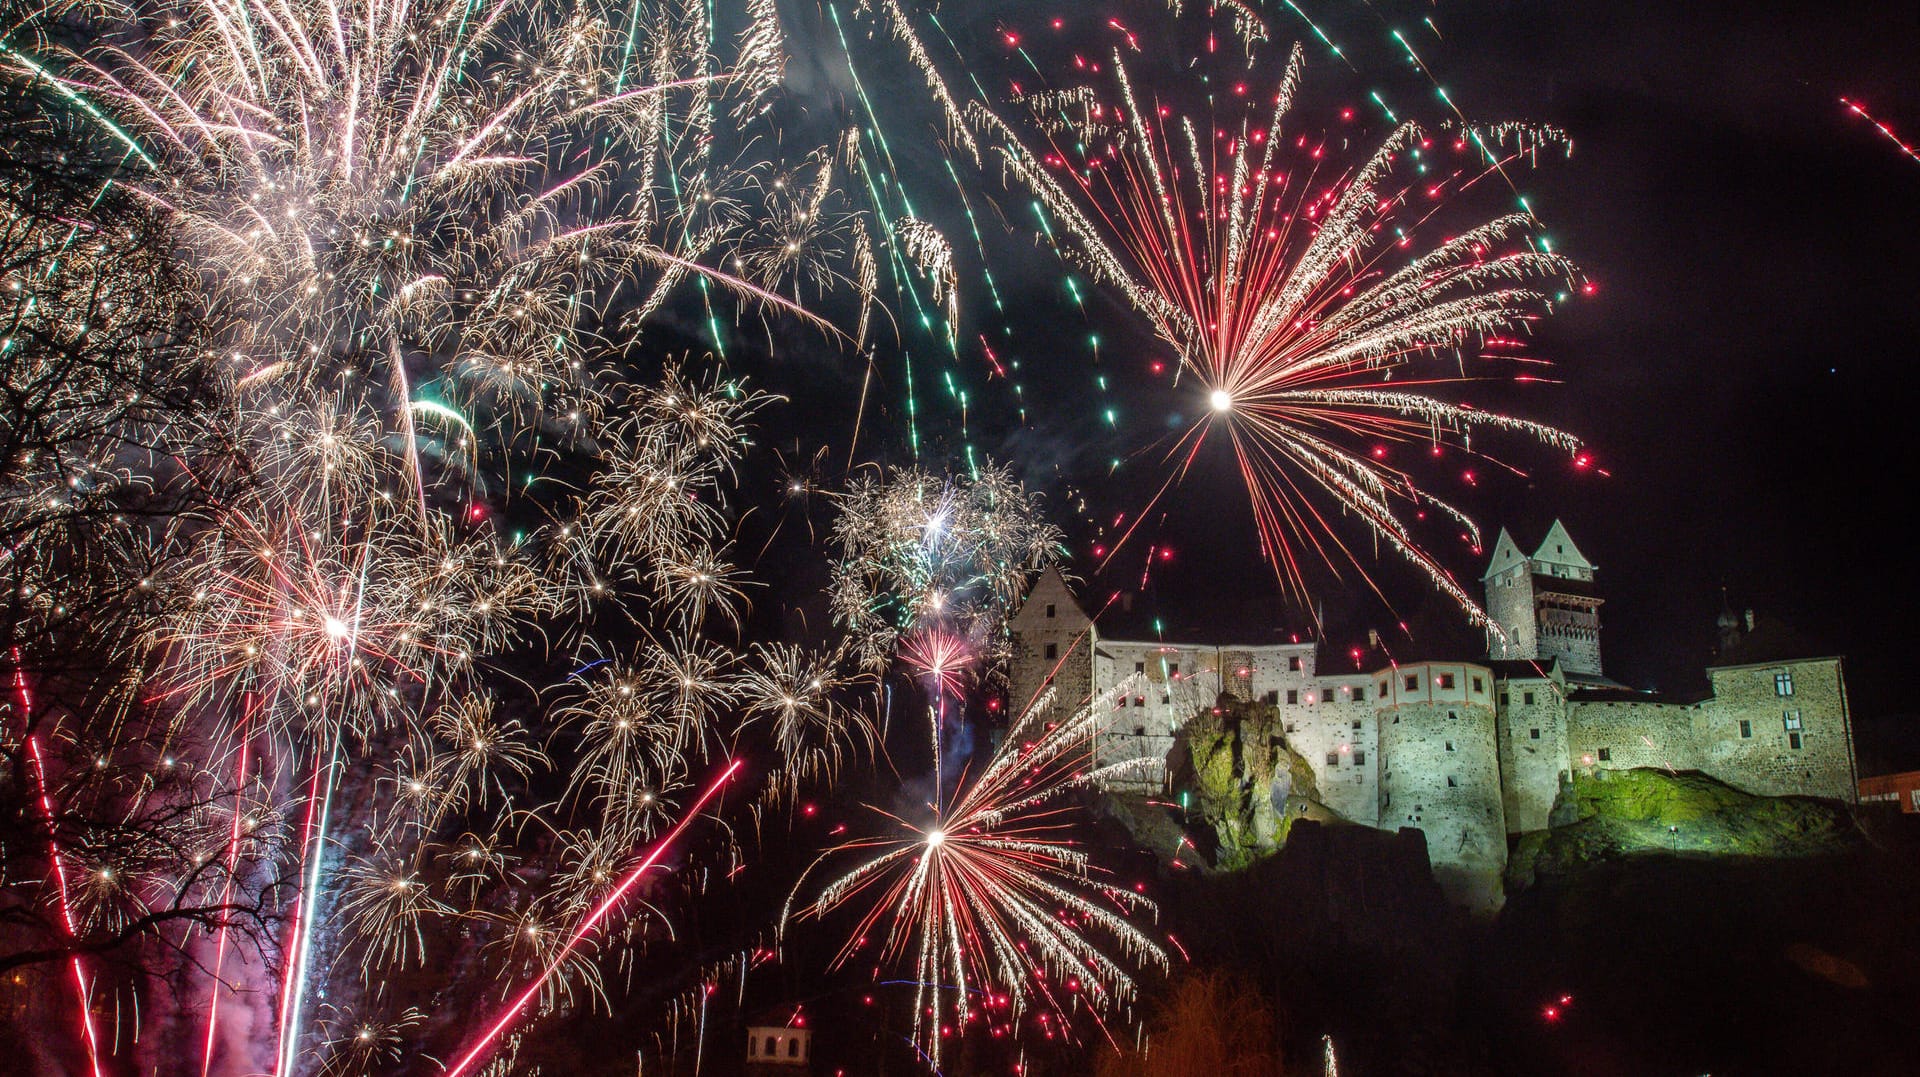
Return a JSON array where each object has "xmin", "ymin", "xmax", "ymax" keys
[
  {"xmin": 745, "ymin": 1025, "xmax": 811, "ymax": 1071},
  {"xmin": 1859, "ymin": 770, "xmax": 1920, "ymax": 813}
]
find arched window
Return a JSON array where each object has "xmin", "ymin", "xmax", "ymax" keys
[
  {"xmin": 765, "ymin": 1035, "xmax": 778, "ymax": 1057},
  {"xmin": 789, "ymin": 1038, "xmax": 802, "ymax": 1058}
]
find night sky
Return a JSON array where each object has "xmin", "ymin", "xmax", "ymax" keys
[{"xmin": 751, "ymin": 1, "xmax": 1920, "ymax": 769}]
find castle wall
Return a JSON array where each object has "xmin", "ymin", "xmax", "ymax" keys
[
  {"xmin": 1495, "ymin": 676, "xmax": 1572, "ymax": 834},
  {"xmin": 1006, "ymin": 570, "xmax": 1094, "ymax": 730},
  {"xmin": 1279, "ymin": 674, "xmax": 1378, "ymax": 825},
  {"xmin": 1694, "ymin": 658, "xmax": 1856, "ymax": 801},
  {"xmin": 1567, "ymin": 700, "xmax": 1699, "ymax": 774},
  {"xmin": 1377, "ymin": 674, "xmax": 1507, "ymax": 913},
  {"xmin": 1092, "ymin": 641, "xmax": 1222, "ymax": 789}
]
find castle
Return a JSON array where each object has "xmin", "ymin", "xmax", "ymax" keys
[{"xmin": 1007, "ymin": 521, "xmax": 1861, "ymax": 910}]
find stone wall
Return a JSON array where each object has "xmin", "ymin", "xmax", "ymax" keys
[
  {"xmin": 1567, "ymin": 700, "xmax": 1699, "ymax": 775},
  {"xmin": 1377, "ymin": 665, "xmax": 1507, "ymax": 912},
  {"xmin": 1695, "ymin": 658, "xmax": 1856, "ymax": 801},
  {"xmin": 1495, "ymin": 675, "xmax": 1572, "ymax": 834}
]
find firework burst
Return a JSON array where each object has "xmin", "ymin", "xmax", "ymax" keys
[
  {"xmin": 974, "ymin": 33, "xmax": 1583, "ymax": 626},
  {"xmin": 785, "ymin": 680, "xmax": 1166, "ymax": 1068}
]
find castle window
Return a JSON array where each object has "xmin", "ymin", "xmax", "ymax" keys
[
  {"xmin": 1326, "ymin": 752, "xmax": 1340, "ymax": 766},
  {"xmin": 1501, "ymin": 692, "xmax": 1510, "ymax": 706},
  {"xmin": 1447, "ymin": 776, "xmax": 1457, "ymax": 788},
  {"xmin": 1789, "ymin": 732, "xmax": 1803, "ymax": 750},
  {"xmin": 1045, "ymin": 603, "xmax": 1057, "ymax": 619},
  {"xmin": 1445, "ymin": 741, "xmax": 1455, "ymax": 752},
  {"xmin": 1523, "ymin": 691, "xmax": 1537, "ymax": 705},
  {"xmin": 765, "ymin": 1036, "xmax": 777, "ymax": 1057},
  {"xmin": 1598, "ymin": 748, "xmax": 1612, "ymax": 762},
  {"xmin": 1136, "ymin": 661, "xmax": 1145, "ymax": 674},
  {"xmin": 789, "ymin": 1039, "xmax": 801, "ymax": 1059},
  {"xmin": 1170, "ymin": 663, "xmax": 1179, "ymax": 676},
  {"xmin": 1353, "ymin": 751, "xmax": 1366, "ymax": 766},
  {"xmin": 1289, "ymin": 656, "xmax": 1302, "ymax": 671},
  {"xmin": 1352, "ymin": 719, "xmax": 1363, "ymax": 731},
  {"xmin": 1134, "ymin": 725, "xmax": 1146, "ymax": 736},
  {"xmin": 1380, "ymin": 679, "xmax": 1390, "ymax": 696},
  {"xmin": 1133, "ymin": 696, "xmax": 1145, "ymax": 708},
  {"xmin": 1529, "ymin": 728, "xmax": 1541, "ymax": 740},
  {"xmin": 1287, "ymin": 690, "xmax": 1298, "ymax": 705},
  {"xmin": 1783, "ymin": 710, "xmax": 1802, "ymax": 731},
  {"xmin": 1044, "ymin": 642, "xmax": 1058, "ymax": 660},
  {"xmin": 1354, "ymin": 686, "xmax": 1366, "ymax": 702},
  {"xmin": 1448, "ymin": 710, "xmax": 1458, "ymax": 720},
  {"xmin": 1285, "ymin": 723, "xmax": 1296, "ymax": 733},
  {"xmin": 1438, "ymin": 673, "xmax": 1456, "ymax": 690},
  {"xmin": 1265, "ymin": 690, "xmax": 1279, "ymax": 704},
  {"xmin": 1775, "ymin": 670, "xmax": 1794, "ymax": 696},
  {"xmin": 1472, "ymin": 676, "xmax": 1485, "ymax": 694},
  {"xmin": 1404, "ymin": 674, "xmax": 1419, "ymax": 691},
  {"xmin": 1739, "ymin": 720, "xmax": 1752, "ymax": 739}
]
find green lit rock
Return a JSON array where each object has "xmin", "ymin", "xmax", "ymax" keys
[
  {"xmin": 1508, "ymin": 767, "xmax": 1859, "ymax": 890},
  {"xmin": 1169, "ymin": 695, "xmax": 1341, "ymax": 871}
]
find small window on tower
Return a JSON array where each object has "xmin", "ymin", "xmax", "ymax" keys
[
  {"xmin": 1134, "ymin": 725, "xmax": 1146, "ymax": 737},
  {"xmin": 1775, "ymin": 671, "xmax": 1795, "ymax": 696},
  {"xmin": 1133, "ymin": 696, "xmax": 1145, "ymax": 708},
  {"xmin": 1524, "ymin": 691, "xmax": 1537, "ymax": 706},
  {"xmin": 1529, "ymin": 728, "xmax": 1541, "ymax": 740},
  {"xmin": 1353, "ymin": 751, "xmax": 1366, "ymax": 766},
  {"xmin": 1170, "ymin": 663, "xmax": 1179, "ymax": 676},
  {"xmin": 1045, "ymin": 603, "xmax": 1056, "ymax": 619},
  {"xmin": 1598, "ymin": 747, "xmax": 1612, "ymax": 762},
  {"xmin": 1789, "ymin": 732, "xmax": 1803, "ymax": 750},
  {"xmin": 1446, "ymin": 776, "xmax": 1457, "ymax": 788},
  {"xmin": 1289, "ymin": 656, "xmax": 1302, "ymax": 671},
  {"xmin": 1287, "ymin": 690, "xmax": 1299, "ymax": 705},
  {"xmin": 1352, "ymin": 719, "xmax": 1363, "ymax": 731},
  {"xmin": 1265, "ymin": 690, "xmax": 1280, "ymax": 704},
  {"xmin": 1326, "ymin": 752, "xmax": 1340, "ymax": 766},
  {"xmin": 1380, "ymin": 679, "xmax": 1390, "ymax": 696},
  {"xmin": 1354, "ymin": 686, "xmax": 1366, "ymax": 702},
  {"xmin": 1405, "ymin": 674, "xmax": 1419, "ymax": 691},
  {"xmin": 1472, "ymin": 676, "xmax": 1485, "ymax": 694},
  {"xmin": 1044, "ymin": 643, "xmax": 1057, "ymax": 660},
  {"xmin": 1501, "ymin": 692, "xmax": 1511, "ymax": 706},
  {"xmin": 1136, "ymin": 661, "xmax": 1146, "ymax": 674},
  {"xmin": 1783, "ymin": 710, "xmax": 1802, "ymax": 731},
  {"xmin": 1445, "ymin": 741, "xmax": 1455, "ymax": 752},
  {"xmin": 1438, "ymin": 673, "xmax": 1456, "ymax": 690},
  {"xmin": 1739, "ymin": 720, "xmax": 1752, "ymax": 738}
]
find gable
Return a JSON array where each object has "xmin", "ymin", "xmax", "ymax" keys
[
  {"xmin": 1530, "ymin": 519, "xmax": 1593, "ymax": 573},
  {"xmin": 1480, "ymin": 528, "xmax": 1527, "ymax": 581},
  {"xmin": 1008, "ymin": 565, "xmax": 1088, "ymax": 630}
]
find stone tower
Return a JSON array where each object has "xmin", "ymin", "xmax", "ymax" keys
[
  {"xmin": 1006, "ymin": 566, "xmax": 1094, "ymax": 722},
  {"xmin": 1481, "ymin": 520, "xmax": 1603, "ymax": 677},
  {"xmin": 1374, "ymin": 662, "xmax": 1508, "ymax": 912}
]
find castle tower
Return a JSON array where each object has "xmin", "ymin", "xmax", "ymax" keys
[
  {"xmin": 1374, "ymin": 662, "xmax": 1507, "ymax": 912},
  {"xmin": 1006, "ymin": 566, "xmax": 1095, "ymax": 722},
  {"xmin": 1481, "ymin": 520, "xmax": 1603, "ymax": 677}
]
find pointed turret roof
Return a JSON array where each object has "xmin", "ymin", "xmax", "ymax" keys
[
  {"xmin": 1530, "ymin": 519, "xmax": 1594, "ymax": 573},
  {"xmin": 1481, "ymin": 527, "xmax": 1528, "ymax": 580}
]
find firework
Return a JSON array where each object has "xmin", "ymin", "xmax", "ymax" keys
[
  {"xmin": 969, "ymin": 28, "xmax": 1581, "ymax": 627},
  {"xmin": 786, "ymin": 679, "xmax": 1166, "ymax": 1068},
  {"xmin": 829, "ymin": 465, "xmax": 1065, "ymax": 673}
]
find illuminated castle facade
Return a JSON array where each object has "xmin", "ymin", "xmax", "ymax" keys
[{"xmin": 1006, "ymin": 521, "xmax": 1861, "ymax": 911}]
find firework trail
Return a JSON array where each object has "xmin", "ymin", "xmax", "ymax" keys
[
  {"xmin": 445, "ymin": 758, "xmax": 743, "ymax": 1077},
  {"xmin": 1842, "ymin": 97, "xmax": 1920, "ymax": 165},
  {"xmin": 785, "ymin": 681, "xmax": 1166, "ymax": 1070}
]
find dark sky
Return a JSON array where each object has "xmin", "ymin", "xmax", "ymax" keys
[{"xmin": 754, "ymin": 1, "xmax": 1920, "ymax": 768}]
